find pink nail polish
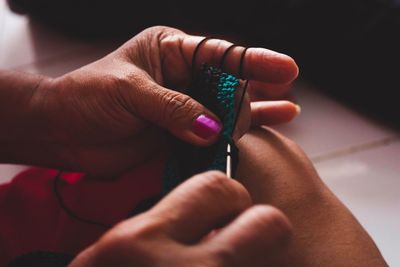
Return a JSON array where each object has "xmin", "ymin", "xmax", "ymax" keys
[{"xmin": 192, "ymin": 115, "xmax": 222, "ymax": 139}]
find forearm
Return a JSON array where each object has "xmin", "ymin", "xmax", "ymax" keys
[
  {"xmin": 0, "ymin": 70, "xmax": 51, "ymax": 163},
  {"xmin": 237, "ymin": 127, "xmax": 388, "ymax": 267}
]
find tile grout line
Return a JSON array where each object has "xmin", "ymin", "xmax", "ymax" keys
[{"xmin": 311, "ymin": 135, "xmax": 400, "ymax": 163}]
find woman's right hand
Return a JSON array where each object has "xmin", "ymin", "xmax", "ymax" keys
[{"xmin": 69, "ymin": 171, "xmax": 292, "ymax": 267}]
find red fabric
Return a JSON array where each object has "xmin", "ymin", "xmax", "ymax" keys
[{"xmin": 0, "ymin": 157, "xmax": 164, "ymax": 267}]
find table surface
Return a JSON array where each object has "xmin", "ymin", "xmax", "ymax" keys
[{"xmin": 1, "ymin": 2, "xmax": 399, "ymax": 266}]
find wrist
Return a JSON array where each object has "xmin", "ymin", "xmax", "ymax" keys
[{"xmin": 0, "ymin": 70, "xmax": 53, "ymax": 163}]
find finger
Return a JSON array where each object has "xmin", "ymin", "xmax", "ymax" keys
[
  {"xmin": 206, "ymin": 205, "xmax": 292, "ymax": 267},
  {"xmin": 123, "ymin": 74, "xmax": 223, "ymax": 146},
  {"xmin": 251, "ymin": 101, "xmax": 300, "ymax": 126},
  {"xmin": 181, "ymin": 36, "xmax": 299, "ymax": 83},
  {"xmin": 147, "ymin": 171, "xmax": 252, "ymax": 244},
  {"xmin": 248, "ymin": 80, "xmax": 293, "ymax": 101}
]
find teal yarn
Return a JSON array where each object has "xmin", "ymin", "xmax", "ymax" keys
[
  {"xmin": 161, "ymin": 64, "xmax": 239, "ymax": 193},
  {"xmin": 216, "ymin": 72, "xmax": 239, "ymax": 140}
]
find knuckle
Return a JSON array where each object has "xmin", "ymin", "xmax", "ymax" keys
[
  {"xmin": 96, "ymin": 217, "xmax": 161, "ymax": 262},
  {"xmin": 211, "ymin": 245, "xmax": 236, "ymax": 267},
  {"xmin": 154, "ymin": 26, "xmax": 184, "ymax": 42},
  {"xmin": 146, "ymin": 25, "xmax": 170, "ymax": 33},
  {"xmin": 104, "ymin": 73, "xmax": 133, "ymax": 93},
  {"xmin": 144, "ymin": 26, "xmax": 178, "ymax": 38},
  {"xmin": 160, "ymin": 33, "xmax": 181, "ymax": 52},
  {"xmin": 196, "ymin": 171, "xmax": 251, "ymax": 209},
  {"xmin": 211, "ymin": 39, "xmax": 233, "ymax": 65},
  {"xmin": 249, "ymin": 205, "xmax": 292, "ymax": 239},
  {"xmin": 161, "ymin": 91, "xmax": 200, "ymax": 125},
  {"xmin": 110, "ymin": 216, "xmax": 162, "ymax": 242},
  {"xmin": 136, "ymin": 26, "xmax": 169, "ymax": 43}
]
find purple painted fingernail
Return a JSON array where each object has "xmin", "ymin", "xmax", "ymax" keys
[{"xmin": 192, "ymin": 115, "xmax": 222, "ymax": 139}]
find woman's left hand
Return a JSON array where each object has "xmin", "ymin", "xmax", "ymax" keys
[{"xmin": 28, "ymin": 26, "xmax": 299, "ymax": 176}]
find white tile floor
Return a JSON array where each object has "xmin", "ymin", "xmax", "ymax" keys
[{"xmin": 1, "ymin": 3, "xmax": 399, "ymax": 266}]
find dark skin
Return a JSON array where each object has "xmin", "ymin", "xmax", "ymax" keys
[
  {"xmin": 1, "ymin": 25, "xmax": 386, "ymax": 266},
  {"xmin": 0, "ymin": 26, "xmax": 299, "ymax": 177},
  {"xmin": 69, "ymin": 171, "xmax": 293, "ymax": 267},
  {"xmin": 236, "ymin": 127, "xmax": 388, "ymax": 266},
  {"xmin": 69, "ymin": 127, "xmax": 388, "ymax": 267}
]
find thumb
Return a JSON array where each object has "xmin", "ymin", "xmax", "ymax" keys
[{"xmin": 132, "ymin": 78, "xmax": 222, "ymax": 146}]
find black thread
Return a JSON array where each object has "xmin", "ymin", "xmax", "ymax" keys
[
  {"xmin": 219, "ymin": 44, "xmax": 239, "ymax": 70},
  {"xmin": 232, "ymin": 47, "xmax": 250, "ymax": 134},
  {"xmin": 239, "ymin": 47, "xmax": 248, "ymax": 79},
  {"xmin": 53, "ymin": 171, "xmax": 111, "ymax": 229},
  {"xmin": 191, "ymin": 37, "xmax": 212, "ymax": 77},
  {"xmin": 192, "ymin": 39, "xmax": 249, "ymax": 139}
]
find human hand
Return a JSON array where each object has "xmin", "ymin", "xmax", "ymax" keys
[
  {"xmin": 30, "ymin": 26, "xmax": 298, "ymax": 175},
  {"xmin": 69, "ymin": 171, "xmax": 292, "ymax": 267},
  {"xmin": 235, "ymin": 127, "xmax": 388, "ymax": 266}
]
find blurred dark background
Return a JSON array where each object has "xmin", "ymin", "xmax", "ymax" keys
[{"xmin": 7, "ymin": 0, "xmax": 400, "ymax": 128}]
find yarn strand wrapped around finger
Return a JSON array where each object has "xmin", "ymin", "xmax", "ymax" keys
[{"xmin": 162, "ymin": 37, "xmax": 249, "ymax": 187}]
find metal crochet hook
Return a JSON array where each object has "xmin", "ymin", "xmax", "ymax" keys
[
  {"xmin": 226, "ymin": 143, "xmax": 232, "ymax": 178},
  {"xmin": 220, "ymin": 46, "xmax": 249, "ymax": 179},
  {"xmin": 226, "ymin": 79, "xmax": 249, "ymax": 179}
]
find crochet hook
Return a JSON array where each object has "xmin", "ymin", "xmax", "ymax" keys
[{"xmin": 226, "ymin": 143, "xmax": 232, "ymax": 178}]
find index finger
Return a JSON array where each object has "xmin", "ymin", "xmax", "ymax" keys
[
  {"xmin": 147, "ymin": 171, "xmax": 252, "ymax": 244},
  {"xmin": 181, "ymin": 36, "xmax": 299, "ymax": 84}
]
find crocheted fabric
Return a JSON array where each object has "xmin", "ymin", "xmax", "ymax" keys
[
  {"xmin": 162, "ymin": 64, "xmax": 240, "ymax": 193},
  {"xmin": 0, "ymin": 64, "xmax": 242, "ymax": 267}
]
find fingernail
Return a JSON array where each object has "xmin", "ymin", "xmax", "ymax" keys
[
  {"xmin": 295, "ymin": 104, "xmax": 301, "ymax": 114},
  {"xmin": 192, "ymin": 115, "xmax": 222, "ymax": 139}
]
